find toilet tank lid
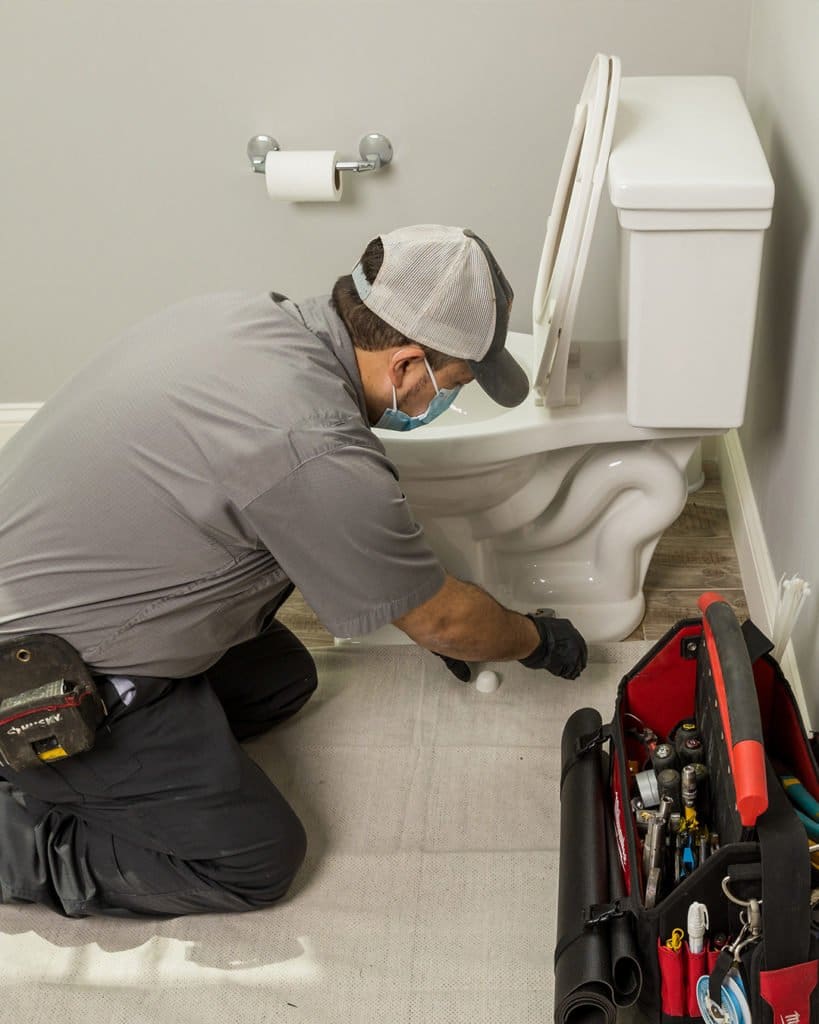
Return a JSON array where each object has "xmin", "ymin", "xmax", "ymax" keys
[{"xmin": 608, "ymin": 76, "xmax": 774, "ymax": 211}]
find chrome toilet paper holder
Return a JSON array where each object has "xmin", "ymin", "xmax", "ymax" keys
[{"xmin": 246, "ymin": 132, "xmax": 393, "ymax": 174}]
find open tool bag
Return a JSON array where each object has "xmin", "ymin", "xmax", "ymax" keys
[{"xmin": 555, "ymin": 592, "xmax": 819, "ymax": 1024}]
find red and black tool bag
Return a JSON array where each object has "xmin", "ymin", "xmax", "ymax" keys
[{"xmin": 608, "ymin": 593, "xmax": 819, "ymax": 1023}]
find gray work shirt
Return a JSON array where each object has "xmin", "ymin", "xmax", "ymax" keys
[{"xmin": 0, "ymin": 292, "xmax": 445, "ymax": 677}]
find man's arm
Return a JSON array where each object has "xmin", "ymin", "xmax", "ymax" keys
[{"xmin": 393, "ymin": 573, "xmax": 540, "ymax": 662}]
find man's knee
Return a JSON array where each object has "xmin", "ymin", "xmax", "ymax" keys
[
  {"xmin": 211, "ymin": 813, "xmax": 308, "ymax": 909},
  {"xmin": 209, "ymin": 640, "xmax": 318, "ymax": 739},
  {"xmin": 260, "ymin": 643, "xmax": 317, "ymax": 724},
  {"xmin": 243, "ymin": 657, "xmax": 316, "ymax": 737},
  {"xmin": 288, "ymin": 655, "xmax": 318, "ymax": 713}
]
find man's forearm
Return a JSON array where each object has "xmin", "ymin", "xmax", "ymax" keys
[{"xmin": 394, "ymin": 574, "xmax": 540, "ymax": 662}]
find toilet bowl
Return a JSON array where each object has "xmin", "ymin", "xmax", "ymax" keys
[{"xmin": 344, "ymin": 55, "xmax": 775, "ymax": 646}]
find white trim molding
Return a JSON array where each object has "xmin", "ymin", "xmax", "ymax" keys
[
  {"xmin": 719, "ymin": 429, "xmax": 812, "ymax": 729},
  {"xmin": 0, "ymin": 403, "xmax": 41, "ymax": 448}
]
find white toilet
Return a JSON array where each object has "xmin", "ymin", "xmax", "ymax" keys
[{"xmin": 349, "ymin": 55, "xmax": 775, "ymax": 645}]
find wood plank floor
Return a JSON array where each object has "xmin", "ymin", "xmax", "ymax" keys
[
  {"xmin": 629, "ymin": 461, "xmax": 747, "ymax": 640},
  {"xmin": 277, "ymin": 460, "xmax": 747, "ymax": 648}
]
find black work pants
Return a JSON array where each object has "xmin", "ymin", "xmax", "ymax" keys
[{"xmin": 0, "ymin": 619, "xmax": 317, "ymax": 918}]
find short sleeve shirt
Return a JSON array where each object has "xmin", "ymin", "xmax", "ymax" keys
[{"xmin": 0, "ymin": 292, "xmax": 445, "ymax": 677}]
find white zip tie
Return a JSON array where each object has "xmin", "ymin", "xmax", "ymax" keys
[{"xmin": 771, "ymin": 573, "xmax": 812, "ymax": 661}]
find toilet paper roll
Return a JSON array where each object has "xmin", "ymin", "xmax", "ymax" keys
[{"xmin": 264, "ymin": 150, "xmax": 343, "ymax": 202}]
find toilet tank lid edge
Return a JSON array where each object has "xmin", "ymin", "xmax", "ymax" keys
[{"xmin": 607, "ymin": 75, "xmax": 774, "ymax": 212}]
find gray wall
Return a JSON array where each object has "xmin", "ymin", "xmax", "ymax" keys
[
  {"xmin": 1, "ymin": 1, "xmax": 750, "ymax": 401},
  {"xmin": 743, "ymin": 0, "xmax": 819, "ymax": 721}
]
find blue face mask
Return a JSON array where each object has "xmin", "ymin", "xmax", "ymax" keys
[{"xmin": 375, "ymin": 357, "xmax": 462, "ymax": 431}]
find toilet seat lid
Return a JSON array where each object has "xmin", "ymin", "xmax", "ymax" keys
[{"xmin": 532, "ymin": 54, "xmax": 621, "ymax": 402}]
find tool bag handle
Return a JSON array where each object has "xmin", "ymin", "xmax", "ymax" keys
[{"xmin": 697, "ymin": 593, "xmax": 768, "ymax": 827}]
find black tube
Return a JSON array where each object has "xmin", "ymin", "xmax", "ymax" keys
[
  {"xmin": 554, "ymin": 708, "xmax": 617, "ymax": 1024},
  {"xmin": 601, "ymin": 752, "xmax": 642, "ymax": 1008}
]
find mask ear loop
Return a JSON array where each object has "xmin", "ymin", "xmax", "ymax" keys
[
  {"xmin": 385, "ymin": 355, "xmax": 439, "ymax": 423},
  {"xmin": 423, "ymin": 356, "xmax": 441, "ymax": 394},
  {"xmin": 390, "ymin": 356, "xmax": 436, "ymax": 418}
]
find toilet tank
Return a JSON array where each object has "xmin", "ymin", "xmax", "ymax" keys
[{"xmin": 607, "ymin": 77, "xmax": 774, "ymax": 429}]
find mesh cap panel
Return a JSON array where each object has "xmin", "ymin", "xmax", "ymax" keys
[
  {"xmin": 352, "ymin": 224, "xmax": 529, "ymax": 407},
  {"xmin": 359, "ymin": 226, "xmax": 495, "ymax": 359}
]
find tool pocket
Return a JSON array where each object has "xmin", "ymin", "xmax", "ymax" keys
[
  {"xmin": 685, "ymin": 943, "xmax": 708, "ymax": 1017},
  {"xmin": 657, "ymin": 937, "xmax": 686, "ymax": 1018},
  {"xmin": 654, "ymin": 934, "xmax": 718, "ymax": 1023},
  {"xmin": 747, "ymin": 925, "xmax": 819, "ymax": 1023}
]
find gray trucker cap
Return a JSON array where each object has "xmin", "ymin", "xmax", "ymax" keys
[{"xmin": 351, "ymin": 224, "xmax": 530, "ymax": 408}]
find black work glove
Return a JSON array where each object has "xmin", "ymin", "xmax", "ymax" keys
[
  {"xmin": 433, "ymin": 652, "xmax": 472, "ymax": 682},
  {"xmin": 519, "ymin": 611, "xmax": 588, "ymax": 679}
]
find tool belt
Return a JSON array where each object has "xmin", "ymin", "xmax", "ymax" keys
[{"xmin": 0, "ymin": 633, "xmax": 107, "ymax": 771}]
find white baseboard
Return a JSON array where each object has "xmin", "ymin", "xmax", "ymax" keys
[
  {"xmin": 718, "ymin": 429, "xmax": 813, "ymax": 729},
  {"xmin": 0, "ymin": 403, "xmax": 41, "ymax": 448}
]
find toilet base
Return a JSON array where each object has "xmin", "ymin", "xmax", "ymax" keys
[
  {"xmin": 337, "ymin": 436, "xmax": 701, "ymax": 649},
  {"xmin": 334, "ymin": 591, "xmax": 645, "ymax": 650}
]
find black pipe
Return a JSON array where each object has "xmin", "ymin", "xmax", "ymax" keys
[
  {"xmin": 554, "ymin": 708, "xmax": 617, "ymax": 1024},
  {"xmin": 601, "ymin": 751, "xmax": 642, "ymax": 1008}
]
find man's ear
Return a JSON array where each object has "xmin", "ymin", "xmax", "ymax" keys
[{"xmin": 387, "ymin": 345, "xmax": 426, "ymax": 389}]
